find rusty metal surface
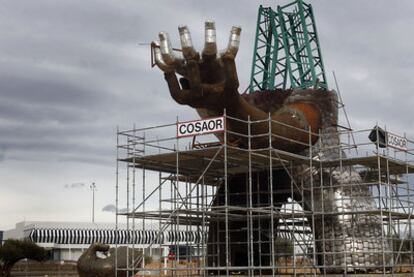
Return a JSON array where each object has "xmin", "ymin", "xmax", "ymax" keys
[
  {"xmin": 148, "ymin": 21, "xmax": 392, "ymax": 274},
  {"xmin": 77, "ymin": 243, "xmax": 141, "ymax": 277}
]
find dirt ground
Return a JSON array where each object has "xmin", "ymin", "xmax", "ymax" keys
[
  {"xmin": 10, "ymin": 273, "xmax": 78, "ymax": 276},
  {"xmin": 11, "ymin": 259, "xmax": 413, "ymax": 276},
  {"xmin": 135, "ymin": 258, "xmax": 320, "ymax": 276}
]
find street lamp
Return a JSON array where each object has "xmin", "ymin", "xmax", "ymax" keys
[{"xmin": 90, "ymin": 182, "xmax": 97, "ymax": 223}]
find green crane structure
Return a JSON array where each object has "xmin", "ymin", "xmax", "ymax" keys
[{"xmin": 249, "ymin": 0, "xmax": 328, "ymax": 92}]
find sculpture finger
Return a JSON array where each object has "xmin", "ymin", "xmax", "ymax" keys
[
  {"xmin": 164, "ymin": 72, "xmax": 193, "ymax": 105},
  {"xmin": 223, "ymin": 26, "xmax": 241, "ymax": 58},
  {"xmin": 222, "ymin": 56, "xmax": 239, "ymax": 90},
  {"xmin": 185, "ymin": 60, "xmax": 201, "ymax": 91},
  {"xmin": 159, "ymin": 31, "xmax": 182, "ymax": 66},
  {"xmin": 92, "ymin": 243, "xmax": 110, "ymax": 253},
  {"xmin": 152, "ymin": 41, "xmax": 174, "ymax": 72},
  {"xmin": 178, "ymin": 25, "xmax": 199, "ymax": 61},
  {"xmin": 202, "ymin": 20, "xmax": 217, "ymax": 59}
]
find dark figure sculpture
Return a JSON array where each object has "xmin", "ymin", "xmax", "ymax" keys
[
  {"xmin": 77, "ymin": 243, "xmax": 142, "ymax": 277},
  {"xmin": 152, "ymin": 22, "xmax": 389, "ymax": 273}
]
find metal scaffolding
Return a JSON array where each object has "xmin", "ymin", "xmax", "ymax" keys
[
  {"xmin": 115, "ymin": 114, "xmax": 414, "ymax": 276},
  {"xmin": 249, "ymin": 0, "xmax": 328, "ymax": 92}
]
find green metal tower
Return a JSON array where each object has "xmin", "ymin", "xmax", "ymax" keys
[{"xmin": 249, "ymin": 0, "xmax": 328, "ymax": 92}]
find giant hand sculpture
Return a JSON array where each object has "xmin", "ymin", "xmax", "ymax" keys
[
  {"xmin": 152, "ymin": 22, "xmax": 389, "ymax": 274},
  {"xmin": 153, "ymin": 21, "xmax": 321, "ymax": 152}
]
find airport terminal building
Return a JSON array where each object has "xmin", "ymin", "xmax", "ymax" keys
[{"xmin": 4, "ymin": 221, "xmax": 201, "ymax": 261}]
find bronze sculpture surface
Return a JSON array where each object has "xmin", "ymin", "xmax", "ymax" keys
[
  {"xmin": 152, "ymin": 22, "xmax": 390, "ymax": 274},
  {"xmin": 77, "ymin": 243, "xmax": 142, "ymax": 277}
]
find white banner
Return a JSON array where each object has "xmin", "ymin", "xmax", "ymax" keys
[
  {"xmin": 177, "ymin": 117, "xmax": 225, "ymax": 138},
  {"xmin": 387, "ymin": 132, "xmax": 407, "ymax": 151}
]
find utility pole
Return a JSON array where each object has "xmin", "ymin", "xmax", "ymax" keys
[{"xmin": 90, "ymin": 182, "xmax": 97, "ymax": 223}]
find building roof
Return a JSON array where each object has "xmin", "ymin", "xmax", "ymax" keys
[{"xmin": 4, "ymin": 221, "xmax": 203, "ymax": 246}]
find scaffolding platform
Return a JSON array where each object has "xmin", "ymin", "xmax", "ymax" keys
[
  {"xmin": 320, "ymin": 155, "xmax": 414, "ymax": 175},
  {"xmin": 123, "ymin": 146, "xmax": 414, "ymax": 179},
  {"xmin": 122, "ymin": 145, "xmax": 312, "ymax": 178},
  {"xmin": 115, "ymin": 115, "xmax": 414, "ymax": 276}
]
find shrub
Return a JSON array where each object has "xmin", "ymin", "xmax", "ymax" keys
[{"xmin": 0, "ymin": 239, "xmax": 47, "ymax": 277}]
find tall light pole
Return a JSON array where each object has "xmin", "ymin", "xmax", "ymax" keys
[{"xmin": 90, "ymin": 182, "xmax": 97, "ymax": 223}]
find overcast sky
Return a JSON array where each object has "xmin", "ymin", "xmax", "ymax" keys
[{"xmin": 1, "ymin": 0, "xmax": 414, "ymax": 230}]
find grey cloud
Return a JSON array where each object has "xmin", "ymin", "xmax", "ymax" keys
[
  {"xmin": 0, "ymin": 146, "xmax": 6, "ymax": 163},
  {"xmin": 1, "ymin": 0, "xmax": 414, "ymax": 230},
  {"xmin": 102, "ymin": 204, "xmax": 116, "ymax": 213},
  {"xmin": 0, "ymin": 75, "xmax": 106, "ymax": 108},
  {"xmin": 64, "ymin": 182, "xmax": 85, "ymax": 189},
  {"xmin": 102, "ymin": 204, "xmax": 127, "ymax": 213},
  {"xmin": 1, "ymin": 1, "xmax": 413, "ymax": 163}
]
